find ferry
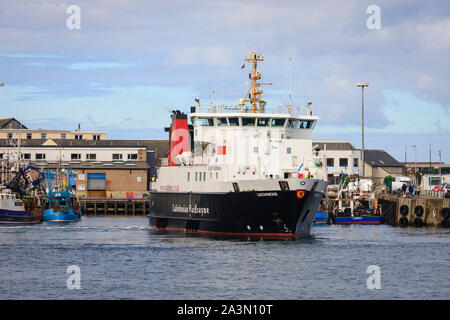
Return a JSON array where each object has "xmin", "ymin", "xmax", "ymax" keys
[{"xmin": 148, "ymin": 51, "xmax": 328, "ymax": 239}]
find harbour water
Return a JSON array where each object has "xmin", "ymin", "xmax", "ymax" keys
[{"xmin": 0, "ymin": 216, "xmax": 448, "ymax": 300}]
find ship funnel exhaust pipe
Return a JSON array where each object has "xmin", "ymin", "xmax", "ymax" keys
[{"xmin": 168, "ymin": 112, "xmax": 190, "ymax": 166}]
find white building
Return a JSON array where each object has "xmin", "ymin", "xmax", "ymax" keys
[{"xmin": 312, "ymin": 140, "xmax": 361, "ymax": 184}]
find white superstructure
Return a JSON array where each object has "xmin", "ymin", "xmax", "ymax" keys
[{"xmin": 154, "ymin": 51, "xmax": 327, "ymax": 192}]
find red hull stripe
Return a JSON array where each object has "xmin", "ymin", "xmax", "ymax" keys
[{"xmin": 149, "ymin": 225, "xmax": 295, "ymax": 239}]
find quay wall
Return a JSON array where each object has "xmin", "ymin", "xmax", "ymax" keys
[{"xmin": 379, "ymin": 195, "xmax": 450, "ymax": 227}]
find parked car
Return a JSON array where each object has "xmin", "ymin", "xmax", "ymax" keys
[{"xmin": 432, "ymin": 184, "xmax": 449, "ymax": 193}]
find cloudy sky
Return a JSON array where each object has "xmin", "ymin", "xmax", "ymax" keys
[{"xmin": 0, "ymin": 0, "xmax": 449, "ymax": 162}]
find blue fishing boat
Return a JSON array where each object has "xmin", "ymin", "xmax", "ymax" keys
[
  {"xmin": 42, "ymin": 168, "xmax": 81, "ymax": 222},
  {"xmin": 330, "ymin": 198, "xmax": 383, "ymax": 225},
  {"xmin": 313, "ymin": 211, "xmax": 330, "ymax": 225}
]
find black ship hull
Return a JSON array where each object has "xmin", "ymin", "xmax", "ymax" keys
[{"xmin": 149, "ymin": 189, "xmax": 323, "ymax": 239}]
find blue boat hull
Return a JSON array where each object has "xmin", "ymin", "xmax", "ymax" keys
[
  {"xmin": 333, "ymin": 216, "xmax": 382, "ymax": 225},
  {"xmin": 0, "ymin": 209, "xmax": 43, "ymax": 224},
  {"xmin": 43, "ymin": 208, "xmax": 81, "ymax": 222},
  {"xmin": 313, "ymin": 211, "xmax": 330, "ymax": 225}
]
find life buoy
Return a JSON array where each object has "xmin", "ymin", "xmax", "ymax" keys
[
  {"xmin": 399, "ymin": 205, "xmax": 409, "ymax": 216},
  {"xmin": 399, "ymin": 217, "xmax": 409, "ymax": 227},
  {"xmin": 440, "ymin": 208, "xmax": 449, "ymax": 219},
  {"xmin": 413, "ymin": 218, "xmax": 424, "ymax": 227},
  {"xmin": 414, "ymin": 205, "xmax": 424, "ymax": 217}
]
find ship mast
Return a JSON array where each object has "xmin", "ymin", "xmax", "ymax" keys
[{"xmin": 242, "ymin": 51, "xmax": 270, "ymax": 113}]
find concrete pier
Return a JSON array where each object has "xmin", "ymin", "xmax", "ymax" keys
[
  {"xmin": 79, "ymin": 198, "xmax": 149, "ymax": 216},
  {"xmin": 379, "ymin": 195, "xmax": 450, "ymax": 227}
]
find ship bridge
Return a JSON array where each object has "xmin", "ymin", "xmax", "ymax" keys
[{"xmin": 166, "ymin": 51, "xmax": 326, "ymax": 181}]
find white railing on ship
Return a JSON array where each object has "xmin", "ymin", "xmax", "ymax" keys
[{"xmin": 192, "ymin": 104, "xmax": 309, "ymax": 116}]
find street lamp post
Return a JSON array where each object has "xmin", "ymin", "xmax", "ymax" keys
[
  {"xmin": 357, "ymin": 82, "xmax": 369, "ymax": 178},
  {"xmin": 411, "ymin": 145, "xmax": 417, "ymax": 182}
]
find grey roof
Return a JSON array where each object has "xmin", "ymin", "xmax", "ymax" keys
[
  {"xmin": 0, "ymin": 139, "xmax": 169, "ymax": 153},
  {"xmin": 312, "ymin": 141, "xmax": 354, "ymax": 151},
  {"xmin": 364, "ymin": 149, "xmax": 402, "ymax": 167},
  {"xmin": 0, "ymin": 118, "xmax": 28, "ymax": 129}
]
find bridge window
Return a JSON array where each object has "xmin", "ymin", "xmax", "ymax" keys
[
  {"xmin": 217, "ymin": 118, "xmax": 228, "ymax": 126},
  {"xmin": 228, "ymin": 117, "xmax": 239, "ymax": 126},
  {"xmin": 198, "ymin": 118, "xmax": 214, "ymax": 126},
  {"xmin": 297, "ymin": 120, "xmax": 314, "ymax": 129},
  {"xmin": 288, "ymin": 119, "xmax": 298, "ymax": 128},
  {"xmin": 271, "ymin": 118, "xmax": 286, "ymax": 127},
  {"xmin": 257, "ymin": 118, "xmax": 270, "ymax": 126},
  {"xmin": 242, "ymin": 117, "xmax": 256, "ymax": 126}
]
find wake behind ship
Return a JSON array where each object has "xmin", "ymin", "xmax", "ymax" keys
[{"xmin": 149, "ymin": 51, "xmax": 327, "ymax": 239}]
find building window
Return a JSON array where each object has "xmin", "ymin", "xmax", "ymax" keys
[
  {"xmin": 195, "ymin": 172, "xmax": 198, "ymax": 181},
  {"xmin": 187, "ymin": 172, "xmax": 190, "ymax": 182},
  {"xmin": 339, "ymin": 158, "xmax": 348, "ymax": 167},
  {"xmin": 327, "ymin": 158, "xmax": 334, "ymax": 167},
  {"xmin": 112, "ymin": 154, "xmax": 123, "ymax": 161},
  {"xmin": 21, "ymin": 153, "xmax": 31, "ymax": 160},
  {"xmin": 7, "ymin": 133, "xmax": 13, "ymax": 139},
  {"xmin": 36, "ymin": 153, "xmax": 46, "ymax": 160},
  {"xmin": 127, "ymin": 153, "xmax": 138, "ymax": 161},
  {"xmin": 93, "ymin": 135, "xmax": 100, "ymax": 141},
  {"xmin": 75, "ymin": 134, "xmax": 83, "ymax": 140},
  {"xmin": 71, "ymin": 153, "xmax": 81, "ymax": 160},
  {"xmin": 86, "ymin": 154, "xmax": 96, "ymax": 161},
  {"xmin": 26, "ymin": 133, "xmax": 32, "ymax": 139},
  {"xmin": 354, "ymin": 158, "xmax": 359, "ymax": 167},
  {"xmin": 203, "ymin": 172, "xmax": 206, "ymax": 181},
  {"xmin": 286, "ymin": 147, "xmax": 292, "ymax": 154},
  {"xmin": 41, "ymin": 133, "xmax": 47, "ymax": 139},
  {"xmin": 61, "ymin": 133, "xmax": 66, "ymax": 139},
  {"xmin": 0, "ymin": 154, "xmax": 3, "ymax": 159},
  {"xmin": 253, "ymin": 146, "xmax": 258, "ymax": 153}
]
